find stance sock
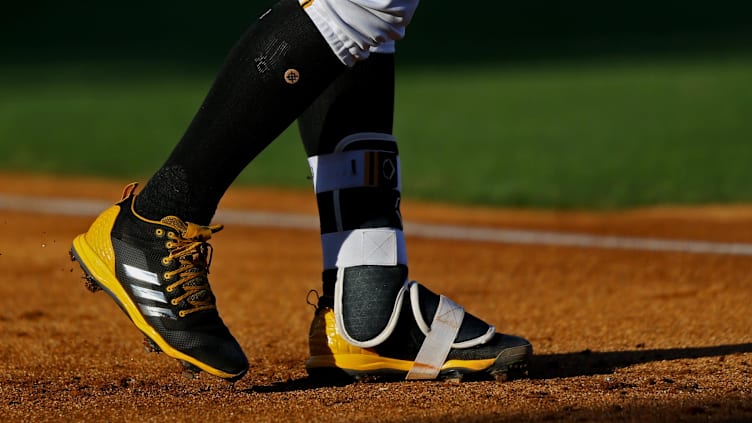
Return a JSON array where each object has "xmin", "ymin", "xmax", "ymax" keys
[{"xmin": 136, "ymin": 0, "xmax": 345, "ymax": 224}]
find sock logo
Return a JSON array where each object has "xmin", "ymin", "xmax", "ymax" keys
[
  {"xmin": 284, "ymin": 69, "xmax": 300, "ymax": 84},
  {"xmin": 255, "ymin": 56, "xmax": 270, "ymax": 73},
  {"xmin": 255, "ymin": 38, "xmax": 290, "ymax": 81}
]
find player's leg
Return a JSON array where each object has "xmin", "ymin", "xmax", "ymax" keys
[
  {"xmin": 70, "ymin": 0, "xmax": 418, "ymax": 381},
  {"xmin": 137, "ymin": 0, "xmax": 418, "ymax": 226},
  {"xmin": 299, "ymin": 52, "xmax": 532, "ymax": 381}
]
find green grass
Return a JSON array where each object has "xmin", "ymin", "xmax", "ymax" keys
[{"xmin": 1, "ymin": 56, "xmax": 750, "ymax": 208}]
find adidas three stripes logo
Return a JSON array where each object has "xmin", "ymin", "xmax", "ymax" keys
[{"xmin": 123, "ymin": 263, "xmax": 176, "ymax": 319}]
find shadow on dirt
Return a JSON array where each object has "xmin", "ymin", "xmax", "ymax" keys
[
  {"xmin": 243, "ymin": 376, "xmax": 349, "ymax": 394},
  {"xmin": 530, "ymin": 343, "xmax": 752, "ymax": 379},
  {"xmin": 244, "ymin": 343, "xmax": 752, "ymax": 393}
]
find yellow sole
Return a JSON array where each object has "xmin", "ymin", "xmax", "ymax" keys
[{"xmin": 306, "ymin": 354, "xmax": 496, "ymax": 374}]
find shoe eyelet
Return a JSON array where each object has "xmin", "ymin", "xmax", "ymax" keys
[
  {"xmin": 167, "ymin": 232, "xmax": 177, "ymax": 239},
  {"xmin": 165, "ymin": 242, "xmax": 174, "ymax": 249},
  {"xmin": 161, "ymin": 257, "xmax": 172, "ymax": 266},
  {"xmin": 178, "ymin": 311, "xmax": 187, "ymax": 318},
  {"xmin": 163, "ymin": 273, "xmax": 173, "ymax": 280},
  {"xmin": 171, "ymin": 299, "xmax": 179, "ymax": 305},
  {"xmin": 166, "ymin": 286, "xmax": 174, "ymax": 292},
  {"xmin": 155, "ymin": 228, "xmax": 165, "ymax": 237}
]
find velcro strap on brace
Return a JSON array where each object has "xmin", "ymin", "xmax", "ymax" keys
[
  {"xmin": 322, "ymin": 228, "xmax": 407, "ymax": 268},
  {"xmin": 406, "ymin": 295, "xmax": 465, "ymax": 380},
  {"xmin": 308, "ymin": 150, "xmax": 400, "ymax": 193}
]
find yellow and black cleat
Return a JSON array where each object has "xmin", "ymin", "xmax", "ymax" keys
[
  {"xmin": 70, "ymin": 183, "xmax": 248, "ymax": 381},
  {"xmin": 306, "ymin": 295, "xmax": 531, "ymax": 383}
]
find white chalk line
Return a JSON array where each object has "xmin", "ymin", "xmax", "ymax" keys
[{"xmin": 2, "ymin": 193, "xmax": 752, "ymax": 256}]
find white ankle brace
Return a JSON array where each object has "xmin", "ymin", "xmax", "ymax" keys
[{"xmin": 308, "ymin": 132, "xmax": 405, "ymax": 267}]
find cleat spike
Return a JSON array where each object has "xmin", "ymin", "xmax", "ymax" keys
[
  {"xmin": 143, "ymin": 337, "xmax": 162, "ymax": 353},
  {"xmin": 224, "ymin": 372, "xmax": 247, "ymax": 384},
  {"xmin": 352, "ymin": 374, "xmax": 374, "ymax": 383},
  {"xmin": 440, "ymin": 370, "xmax": 463, "ymax": 383},
  {"xmin": 180, "ymin": 361, "xmax": 202, "ymax": 379},
  {"xmin": 68, "ymin": 250, "xmax": 76, "ymax": 262},
  {"xmin": 493, "ymin": 371, "xmax": 510, "ymax": 382},
  {"xmin": 491, "ymin": 362, "xmax": 529, "ymax": 382},
  {"xmin": 82, "ymin": 276, "xmax": 103, "ymax": 293}
]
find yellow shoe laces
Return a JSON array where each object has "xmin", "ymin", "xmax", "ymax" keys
[{"xmin": 158, "ymin": 217, "xmax": 224, "ymax": 318}]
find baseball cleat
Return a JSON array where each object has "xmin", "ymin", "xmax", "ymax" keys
[
  {"xmin": 305, "ymin": 281, "xmax": 532, "ymax": 383},
  {"xmin": 70, "ymin": 183, "xmax": 248, "ymax": 381}
]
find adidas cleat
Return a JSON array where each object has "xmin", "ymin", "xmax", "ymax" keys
[
  {"xmin": 306, "ymin": 280, "xmax": 532, "ymax": 383},
  {"xmin": 70, "ymin": 183, "xmax": 248, "ymax": 381}
]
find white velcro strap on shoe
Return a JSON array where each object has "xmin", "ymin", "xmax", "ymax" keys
[
  {"xmin": 406, "ymin": 295, "xmax": 465, "ymax": 380},
  {"xmin": 409, "ymin": 281, "xmax": 495, "ymax": 349},
  {"xmin": 308, "ymin": 151, "xmax": 401, "ymax": 194},
  {"xmin": 321, "ymin": 228, "xmax": 407, "ymax": 269}
]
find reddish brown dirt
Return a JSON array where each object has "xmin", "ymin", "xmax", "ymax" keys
[{"xmin": 1, "ymin": 172, "xmax": 751, "ymax": 422}]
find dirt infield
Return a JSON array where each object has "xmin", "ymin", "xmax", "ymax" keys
[{"xmin": 1, "ymin": 172, "xmax": 751, "ymax": 422}]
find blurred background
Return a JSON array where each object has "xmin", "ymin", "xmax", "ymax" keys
[{"xmin": 1, "ymin": 0, "xmax": 751, "ymax": 208}]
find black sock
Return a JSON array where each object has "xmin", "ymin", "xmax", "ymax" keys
[
  {"xmin": 298, "ymin": 53, "xmax": 395, "ymax": 154},
  {"xmin": 136, "ymin": 0, "xmax": 345, "ymax": 224}
]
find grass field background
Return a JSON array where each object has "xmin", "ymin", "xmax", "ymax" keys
[{"xmin": 1, "ymin": 54, "xmax": 751, "ymax": 208}]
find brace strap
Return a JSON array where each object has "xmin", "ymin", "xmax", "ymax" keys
[
  {"xmin": 321, "ymin": 228, "xmax": 407, "ymax": 268},
  {"xmin": 406, "ymin": 295, "xmax": 465, "ymax": 380},
  {"xmin": 308, "ymin": 151, "xmax": 400, "ymax": 194}
]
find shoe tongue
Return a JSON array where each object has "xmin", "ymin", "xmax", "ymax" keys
[
  {"xmin": 159, "ymin": 217, "xmax": 219, "ymax": 241},
  {"xmin": 159, "ymin": 216, "xmax": 189, "ymax": 234},
  {"xmin": 183, "ymin": 222, "xmax": 214, "ymax": 240}
]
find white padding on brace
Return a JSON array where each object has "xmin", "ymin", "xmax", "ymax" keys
[
  {"xmin": 321, "ymin": 228, "xmax": 407, "ymax": 269},
  {"xmin": 406, "ymin": 294, "xmax": 465, "ymax": 380}
]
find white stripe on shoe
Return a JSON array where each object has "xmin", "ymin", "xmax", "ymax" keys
[
  {"xmin": 123, "ymin": 264, "xmax": 161, "ymax": 286},
  {"xmin": 131, "ymin": 285, "xmax": 168, "ymax": 303}
]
